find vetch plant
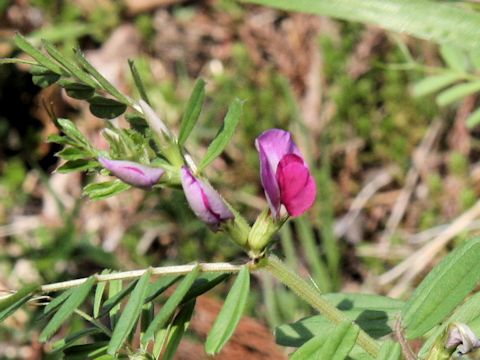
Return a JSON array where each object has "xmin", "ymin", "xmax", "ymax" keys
[{"xmin": 3, "ymin": 34, "xmax": 480, "ymax": 360}]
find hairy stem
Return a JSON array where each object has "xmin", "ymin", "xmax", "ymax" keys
[
  {"xmin": 263, "ymin": 254, "xmax": 380, "ymax": 358},
  {"xmin": 0, "ymin": 263, "xmax": 244, "ymax": 298}
]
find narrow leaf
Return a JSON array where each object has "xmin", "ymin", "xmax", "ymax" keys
[
  {"xmin": 178, "ymin": 79, "xmax": 206, "ymax": 146},
  {"xmin": 88, "ymin": 96, "xmax": 128, "ymax": 120},
  {"xmin": 377, "ymin": 340, "xmax": 402, "ymax": 360},
  {"xmin": 145, "ymin": 275, "xmax": 180, "ymax": 303},
  {"xmin": 276, "ymin": 293, "xmax": 404, "ymax": 347},
  {"xmin": 128, "ymin": 59, "xmax": 150, "ymax": 105},
  {"xmin": 98, "ymin": 279, "xmax": 138, "ymax": 319},
  {"xmin": 52, "ymin": 328, "xmax": 101, "ymax": 352},
  {"xmin": 0, "ymin": 284, "xmax": 38, "ymax": 313},
  {"xmin": 107, "ymin": 270, "xmax": 152, "ymax": 355},
  {"xmin": 74, "ymin": 50, "xmax": 132, "ymax": 106},
  {"xmin": 14, "ymin": 33, "xmax": 62, "ymax": 73},
  {"xmin": 242, "ymin": 0, "xmax": 480, "ymax": 51},
  {"xmin": 94, "ymin": 271, "xmax": 110, "ymax": 318},
  {"xmin": 436, "ymin": 81, "xmax": 480, "ymax": 106},
  {"xmin": 319, "ymin": 321, "xmax": 359, "ymax": 359},
  {"xmin": 439, "ymin": 44, "xmax": 468, "ymax": 72},
  {"xmin": 57, "ymin": 119, "xmax": 89, "ymax": 146},
  {"xmin": 42, "ymin": 41, "xmax": 98, "ymax": 88},
  {"xmin": 162, "ymin": 300, "xmax": 196, "ymax": 360},
  {"xmin": 43, "ymin": 289, "xmax": 74, "ymax": 317},
  {"xmin": 83, "ymin": 180, "xmax": 131, "ymax": 201},
  {"xmin": 0, "ymin": 284, "xmax": 38, "ymax": 322},
  {"xmin": 289, "ymin": 334, "xmax": 328, "ymax": 360},
  {"xmin": 198, "ymin": 98, "xmax": 243, "ymax": 170},
  {"xmin": 57, "ymin": 159, "xmax": 99, "ymax": 173},
  {"xmin": 402, "ymin": 237, "xmax": 480, "ymax": 339},
  {"xmin": 411, "ymin": 73, "xmax": 462, "ymax": 97},
  {"xmin": 205, "ymin": 265, "xmax": 250, "ymax": 355},
  {"xmin": 181, "ymin": 273, "xmax": 230, "ymax": 305},
  {"xmin": 40, "ymin": 276, "xmax": 96, "ymax": 342},
  {"xmin": 55, "ymin": 147, "xmax": 93, "ymax": 161},
  {"xmin": 142, "ymin": 265, "xmax": 201, "ymax": 344},
  {"xmin": 466, "ymin": 107, "xmax": 480, "ymax": 128}
]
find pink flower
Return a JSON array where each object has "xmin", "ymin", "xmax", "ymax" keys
[
  {"xmin": 255, "ymin": 129, "xmax": 316, "ymax": 218},
  {"xmin": 98, "ymin": 157, "xmax": 164, "ymax": 188},
  {"xmin": 180, "ymin": 166, "xmax": 234, "ymax": 230}
]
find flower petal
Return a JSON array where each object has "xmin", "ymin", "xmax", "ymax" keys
[
  {"xmin": 99, "ymin": 157, "xmax": 164, "ymax": 188},
  {"xmin": 180, "ymin": 167, "xmax": 234, "ymax": 230},
  {"xmin": 276, "ymin": 154, "xmax": 317, "ymax": 217},
  {"xmin": 255, "ymin": 129, "xmax": 303, "ymax": 218}
]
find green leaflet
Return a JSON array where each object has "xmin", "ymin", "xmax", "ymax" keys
[
  {"xmin": 40, "ymin": 276, "xmax": 96, "ymax": 342},
  {"xmin": 436, "ymin": 81, "xmax": 480, "ymax": 106},
  {"xmin": 402, "ymin": 237, "xmax": 480, "ymax": 339},
  {"xmin": 241, "ymin": 0, "xmax": 480, "ymax": 51},
  {"xmin": 290, "ymin": 321, "xmax": 359, "ymax": 360},
  {"xmin": 107, "ymin": 270, "xmax": 152, "ymax": 355},
  {"xmin": 88, "ymin": 96, "xmax": 128, "ymax": 120},
  {"xmin": 83, "ymin": 181, "xmax": 131, "ymax": 201},
  {"xmin": 411, "ymin": 73, "xmax": 463, "ymax": 98},
  {"xmin": 0, "ymin": 284, "xmax": 38, "ymax": 322},
  {"xmin": 162, "ymin": 300, "xmax": 196, "ymax": 360},
  {"xmin": 198, "ymin": 98, "xmax": 243, "ymax": 171},
  {"xmin": 178, "ymin": 79, "xmax": 206, "ymax": 146},
  {"xmin": 276, "ymin": 293, "xmax": 404, "ymax": 347},
  {"xmin": 377, "ymin": 340, "xmax": 402, "ymax": 360},
  {"xmin": 205, "ymin": 266, "xmax": 250, "ymax": 355},
  {"xmin": 142, "ymin": 265, "xmax": 201, "ymax": 344}
]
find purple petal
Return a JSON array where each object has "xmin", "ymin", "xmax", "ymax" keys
[
  {"xmin": 98, "ymin": 157, "xmax": 164, "ymax": 188},
  {"xmin": 180, "ymin": 167, "xmax": 234, "ymax": 230},
  {"xmin": 276, "ymin": 154, "xmax": 317, "ymax": 217},
  {"xmin": 255, "ymin": 129, "xmax": 303, "ymax": 218}
]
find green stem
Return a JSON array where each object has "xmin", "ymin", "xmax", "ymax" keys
[{"xmin": 263, "ymin": 254, "xmax": 380, "ymax": 358}]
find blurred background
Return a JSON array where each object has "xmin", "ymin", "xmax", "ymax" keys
[{"xmin": 1, "ymin": 0, "xmax": 480, "ymax": 358}]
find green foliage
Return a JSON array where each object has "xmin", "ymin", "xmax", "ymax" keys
[
  {"xmin": 402, "ymin": 237, "xmax": 480, "ymax": 339},
  {"xmin": 178, "ymin": 78, "xmax": 206, "ymax": 146},
  {"xmin": 242, "ymin": 0, "xmax": 480, "ymax": 51},
  {"xmin": 205, "ymin": 265, "xmax": 250, "ymax": 354},
  {"xmin": 108, "ymin": 271, "xmax": 152, "ymax": 354},
  {"xmin": 198, "ymin": 98, "xmax": 243, "ymax": 171},
  {"xmin": 276, "ymin": 293, "xmax": 404, "ymax": 347}
]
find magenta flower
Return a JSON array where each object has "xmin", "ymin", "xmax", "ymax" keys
[
  {"xmin": 98, "ymin": 157, "xmax": 164, "ymax": 188},
  {"xmin": 255, "ymin": 129, "xmax": 316, "ymax": 218},
  {"xmin": 180, "ymin": 166, "xmax": 234, "ymax": 230}
]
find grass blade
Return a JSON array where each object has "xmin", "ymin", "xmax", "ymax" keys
[{"xmin": 128, "ymin": 59, "xmax": 150, "ymax": 105}]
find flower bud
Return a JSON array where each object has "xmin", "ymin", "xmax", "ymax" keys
[
  {"xmin": 446, "ymin": 323, "xmax": 480, "ymax": 355},
  {"xmin": 99, "ymin": 157, "xmax": 164, "ymax": 188},
  {"xmin": 256, "ymin": 129, "xmax": 316, "ymax": 219},
  {"xmin": 247, "ymin": 208, "xmax": 282, "ymax": 255},
  {"xmin": 180, "ymin": 166, "xmax": 234, "ymax": 231}
]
